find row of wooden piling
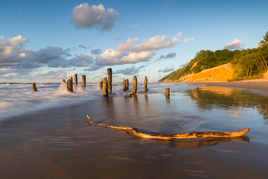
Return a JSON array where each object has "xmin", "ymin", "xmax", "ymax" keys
[
  {"xmin": 64, "ymin": 75, "xmax": 86, "ymax": 92},
  {"xmin": 31, "ymin": 67, "xmax": 171, "ymax": 97}
]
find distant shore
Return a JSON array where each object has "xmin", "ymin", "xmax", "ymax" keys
[{"xmin": 187, "ymin": 79, "xmax": 268, "ymax": 95}]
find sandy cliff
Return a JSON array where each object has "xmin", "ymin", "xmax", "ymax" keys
[{"xmin": 163, "ymin": 63, "xmax": 235, "ymax": 82}]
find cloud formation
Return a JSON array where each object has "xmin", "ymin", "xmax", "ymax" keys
[
  {"xmin": 71, "ymin": 3, "xmax": 120, "ymax": 31},
  {"xmin": 28, "ymin": 46, "xmax": 71, "ymax": 67},
  {"xmin": 84, "ymin": 64, "xmax": 103, "ymax": 71},
  {"xmin": 33, "ymin": 69, "xmax": 76, "ymax": 79},
  {"xmin": 69, "ymin": 54, "xmax": 93, "ymax": 67},
  {"xmin": 91, "ymin": 49, "xmax": 102, "ymax": 55},
  {"xmin": 78, "ymin": 45, "xmax": 88, "ymax": 50},
  {"xmin": 157, "ymin": 52, "xmax": 176, "ymax": 60},
  {"xmin": 158, "ymin": 66, "xmax": 174, "ymax": 73},
  {"xmin": 0, "ymin": 35, "xmax": 27, "ymax": 55},
  {"xmin": 183, "ymin": 37, "xmax": 195, "ymax": 43},
  {"xmin": 116, "ymin": 33, "xmax": 181, "ymax": 52},
  {"xmin": 0, "ymin": 35, "xmax": 97, "ymax": 80},
  {"xmin": 114, "ymin": 65, "xmax": 145, "ymax": 75},
  {"xmin": 224, "ymin": 39, "xmax": 244, "ymax": 49},
  {"xmin": 95, "ymin": 49, "xmax": 154, "ymax": 65}
]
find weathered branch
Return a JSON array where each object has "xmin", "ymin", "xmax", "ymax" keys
[{"xmin": 87, "ymin": 115, "xmax": 249, "ymax": 140}]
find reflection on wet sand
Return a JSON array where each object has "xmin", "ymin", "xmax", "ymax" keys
[
  {"xmin": 186, "ymin": 86, "xmax": 268, "ymax": 119},
  {"xmin": 166, "ymin": 136, "xmax": 250, "ymax": 148}
]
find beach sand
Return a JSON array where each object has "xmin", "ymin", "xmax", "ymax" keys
[
  {"xmin": 1, "ymin": 81, "xmax": 268, "ymax": 179},
  {"xmin": 189, "ymin": 79, "xmax": 268, "ymax": 95}
]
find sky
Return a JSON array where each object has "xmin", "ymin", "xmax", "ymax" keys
[{"xmin": 1, "ymin": 0, "xmax": 268, "ymax": 83}]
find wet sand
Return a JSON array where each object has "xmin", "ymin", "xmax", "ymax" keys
[
  {"xmin": 1, "ymin": 87, "xmax": 268, "ymax": 178},
  {"xmin": 189, "ymin": 79, "xmax": 268, "ymax": 95}
]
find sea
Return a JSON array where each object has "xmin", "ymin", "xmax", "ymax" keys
[
  {"xmin": 1, "ymin": 82, "xmax": 268, "ymax": 178},
  {"xmin": 0, "ymin": 82, "xmax": 200, "ymax": 121}
]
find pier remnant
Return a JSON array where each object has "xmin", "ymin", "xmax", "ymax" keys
[
  {"xmin": 103, "ymin": 77, "xmax": 108, "ymax": 97},
  {"xmin": 123, "ymin": 79, "xmax": 127, "ymax": 91},
  {"xmin": 82, "ymin": 75, "xmax": 86, "ymax": 89},
  {"xmin": 132, "ymin": 76, "xmax": 137, "ymax": 95},
  {"xmin": 165, "ymin": 88, "xmax": 170, "ymax": 96},
  {"xmin": 67, "ymin": 78, "xmax": 73, "ymax": 92},
  {"xmin": 144, "ymin": 76, "xmax": 148, "ymax": 92},
  {"xmin": 126, "ymin": 79, "xmax": 129, "ymax": 90},
  {"xmin": 74, "ymin": 74, "xmax": 78, "ymax": 86},
  {"xmin": 100, "ymin": 80, "xmax": 103, "ymax": 89},
  {"xmin": 32, "ymin": 83, "xmax": 37, "ymax": 92},
  {"xmin": 107, "ymin": 68, "xmax": 112, "ymax": 94}
]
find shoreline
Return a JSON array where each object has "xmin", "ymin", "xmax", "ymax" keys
[{"xmin": 186, "ymin": 79, "xmax": 268, "ymax": 95}]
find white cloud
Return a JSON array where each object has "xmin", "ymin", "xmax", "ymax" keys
[
  {"xmin": 116, "ymin": 33, "xmax": 180, "ymax": 52},
  {"xmin": 95, "ymin": 49, "xmax": 154, "ymax": 65},
  {"xmin": 71, "ymin": 3, "xmax": 120, "ymax": 31},
  {"xmin": 0, "ymin": 35, "xmax": 27, "ymax": 55},
  {"xmin": 183, "ymin": 37, "xmax": 195, "ymax": 43},
  {"xmin": 224, "ymin": 39, "xmax": 244, "ymax": 50}
]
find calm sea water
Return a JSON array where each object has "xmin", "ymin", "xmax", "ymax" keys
[{"xmin": 0, "ymin": 82, "xmax": 199, "ymax": 121}]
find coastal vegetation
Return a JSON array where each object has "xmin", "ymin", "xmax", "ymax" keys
[{"xmin": 159, "ymin": 32, "xmax": 268, "ymax": 82}]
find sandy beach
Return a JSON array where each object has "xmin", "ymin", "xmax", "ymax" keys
[
  {"xmin": 1, "ymin": 81, "xmax": 268, "ymax": 179},
  {"xmin": 189, "ymin": 78, "xmax": 268, "ymax": 95}
]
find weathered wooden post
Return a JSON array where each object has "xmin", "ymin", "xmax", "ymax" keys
[
  {"xmin": 100, "ymin": 80, "xmax": 103, "ymax": 89},
  {"xmin": 74, "ymin": 74, "xmax": 78, "ymax": 86},
  {"xmin": 126, "ymin": 79, "xmax": 129, "ymax": 90},
  {"xmin": 165, "ymin": 88, "xmax": 170, "ymax": 96},
  {"xmin": 67, "ymin": 78, "xmax": 73, "ymax": 92},
  {"xmin": 103, "ymin": 77, "xmax": 108, "ymax": 97},
  {"xmin": 82, "ymin": 75, "xmax": 86, "ymax": 89},
  {"xmin": 107, "ymin": 68, "xmax": 112, "ymax": 94},
  {"xmin": 132, "ymin": 76, "xmax": 137, "ymax": 95},
  {"xmin": 32, "ymin": 83, "xmax": 37, "ymax": 92},
  {"xmin": 144, "ymin": 76, "xmax": 148, "ymax": 92},
  {"xmin": 62, "ymin": 79, "xmax": 66, "ymax": 83},
  {"xmin": 123, "ymin": 79, "xmax": 127, "ymax": 91}
]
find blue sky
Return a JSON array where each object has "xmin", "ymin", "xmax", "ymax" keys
[{"xmin": 1, "ymin": 0, "xmax": 268, "ymax": 83}]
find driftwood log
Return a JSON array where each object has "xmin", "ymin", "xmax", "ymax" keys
[{"xmin": 87, "ymin": 115, "xmax": 249, "ymax": 140}]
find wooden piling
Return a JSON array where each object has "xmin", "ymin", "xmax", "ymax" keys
[
  {"xmin": 103, "ymin": 77, "xmax": 108, "ymax": 97},
  {"xmin": 82, "ymin": 75, "xmax": 86, "ymax": 89},
  {"xmin": 144, "ymin": 76, "xmax": 148, "ymax": 92},
  {"xmin": 165, "ymin": 88, "xmax": 170, "ymax": 96},
  {"xmin": 74, "ymin": 74, "xmax": 78, "ymax": 86},
  {"xmin": 132, "ymin": 76, "xmax": 137, "ymax": 95},
  {"xmin": 126, "ymin": 79, "xmax": 129, "ymax": 90},
  {"xmin": 62, "ymin": 79, "xmax": 66, "ymax": 83},
  {"xmin": 32, "ymin": 83, "xmax": 37, "ymax": 92},
  {"xmin": 107, "ymin": 68, "xmax": 112, "ymax": 94},
  {"xmin": 100, "ymin": 80, "xmax": 103, "ymax": 89},
  {"xmin": 123, "ymin": 79, "xmax": 127, "ymax": 91},
  {"xmin": 67, "ymin": 79, "xmax": 73, "ymax": 92}
]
